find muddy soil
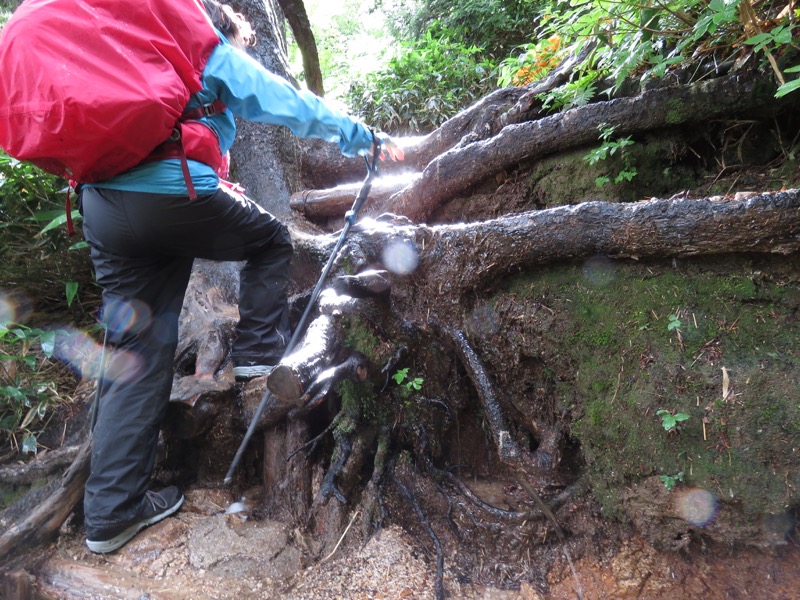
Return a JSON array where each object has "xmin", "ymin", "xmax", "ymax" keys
[{"xmin": 17, "ymin": 483, "xmax": 799, "ymax": 599}]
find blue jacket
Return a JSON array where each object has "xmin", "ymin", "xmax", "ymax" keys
[{"xmin": 89, "ymin": 35, "xmax": 373, "ymax": 195}]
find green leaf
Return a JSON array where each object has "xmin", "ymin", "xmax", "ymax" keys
[
  {"xmin": 775, "ymin": 78, "xmax": 800, "ymax": 98},
  {"xmin": 595, "ymin": 176, "xmax": 611, "ymax": 188},
  {"xmin": 65, "ymin": 281, "xmax": 79, "ymax": 306},
  {"xmin": 39, "ymin": 330, "xmax": 57, "ymax": 358},
  {"xmin": 660, "ymin": 475, "xmax": 677, "ymax": 490},
  {"xmin": 39, "ymin": 210, "xmax": 81, "ymax": 235},
  {"xmin": 21, "ymin": 433, "xmax": 38, "ymax": 455},
  {"xmin": 392, "ymin": 368, "xmax": 409, "ymax": 385}
]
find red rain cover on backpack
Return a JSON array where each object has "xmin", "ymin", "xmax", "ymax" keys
[{"xmin": 0, "ymin": 0, "xmax": 220, "ymax": 182}]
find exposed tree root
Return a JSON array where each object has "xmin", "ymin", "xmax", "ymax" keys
[
  {"xmin": 0, "ymin": 439, "xmax": 91, "ymax": 562},
  {"xmin": 0, "ymin": 444, "xmax": 80, "ymax": 486},
  {"xmin": 392, "ymin": 465, "xmax": 445, "ymax": 600},
  {"xmin": 516, "ymin": 477, "xmax": 584, "ymax": 600},
  {"xmin": 319, "ymin": 427, "xmax": 353, "ymax": 505},
  {"xmin": 360, "ymin": 425, "xmax": 391, "ymax": 535},
  {"xmin": 286, "ymin": 414, "xmax": 340, "ymax": 462},
  {"xmin": 443, "ymin": 326, "xmax": 561, "ymax": 485}
]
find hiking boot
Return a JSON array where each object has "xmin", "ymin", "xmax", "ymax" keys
[
  {"xmin": 232, "ymin": 360, "xmax": 275, "ymax": 380},
  {"xmin": 85, "ymin": 486, "xmax": 184, "ymax": 554}
]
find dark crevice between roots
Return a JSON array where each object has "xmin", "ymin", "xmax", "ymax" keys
[{"xmin": 391, "ymin": 461, "xmax": 446, "ymax": 600}]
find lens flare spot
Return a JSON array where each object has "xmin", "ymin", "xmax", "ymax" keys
[
  {"xmin": 54, "ymin": 329, "xmax": 105, "ymax": 378},
  {"xmin": 383, "ymin": 239, "xmax": 419, "ymax": 275},
  {"xmin": 676, "ymin": 488, "xmax": 717, "ymax": 526},
  {"xmin": 583, "ymin": 255, "xmax": 617, "ymax": 287},
  {"xmin": 0, "ymin": 293, "xmax": 17, "ymax": 326},
  {"xmin": 466, "ymin": 302, "xmax": 500, "ymax": 337},
  {"xmin": 102, "ymin": 349, "xmax": 143, "ymax": 384},
  {"xmin": 0, "ymin": 290, "xmax": 32, "ymax": 326},
  {"xmin": 102, "ymin": 298, "xmax": 152, "ymax": 336}
]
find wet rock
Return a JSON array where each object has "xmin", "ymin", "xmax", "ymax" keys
[{"xmin": 188, "ymin": 514, "xmax": 304, "ymax": 580}]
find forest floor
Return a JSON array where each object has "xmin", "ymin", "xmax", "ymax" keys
[{"xmin": 17, "ymin": 481, "xmax": 800, "ymax": 599}]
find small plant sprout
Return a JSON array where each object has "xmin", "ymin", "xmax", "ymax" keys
[
  {"xmin": 660, "ymin": 471, "xmax": 684, "ymax": 491},
  {"xmin": 667, "ymin": 314, "xmax": 682, "ymax": 331},
  {"xmin": 656, "ymin": 409, "xmax": 691, "ymax": 432},
  {"xmin": 392, "ymin": 368, "xmax": 424, "ymax": 393},
  {"xmin": 583, "ymin": 123, "xmax": 637, "ymax": 188}
]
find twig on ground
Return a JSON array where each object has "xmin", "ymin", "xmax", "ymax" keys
[{"xmin": 320, "ymin": 509, "xmax": 360, "ymax": 564}]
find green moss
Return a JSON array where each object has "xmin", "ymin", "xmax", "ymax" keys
[
  {"xmin": 343, "ymin": 317, "xmax": 381, "ymax": 361},
  {"xmin": 503, "ymin": 257, "xmax": 800, "ymax": 519},
  {"xmin": 665, "ymin": 99, "xmax": 684, "ymax": 125},
  {"xmin": 337, "ymin": 379, "xmax": 388, "ymax": 423}
]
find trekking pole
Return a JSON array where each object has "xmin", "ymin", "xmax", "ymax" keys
[{"xmin": 224, "ymin": 145, "xmax": 381, "ymax": 485}]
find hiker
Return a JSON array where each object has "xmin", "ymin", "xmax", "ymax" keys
[{"xmin": 79, "ymin": 0, "xmax": 402, "ymax": 553}]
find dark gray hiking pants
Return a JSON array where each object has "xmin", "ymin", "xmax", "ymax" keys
[{"xmin": 80, "ymin": 186, "xmax": 292, "ymax": 530}]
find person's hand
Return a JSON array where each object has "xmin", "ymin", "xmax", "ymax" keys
[{"xmin": 373, "ymin": 131, "xmax": 404, "ymax": 161}]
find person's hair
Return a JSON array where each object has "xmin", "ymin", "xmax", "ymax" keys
[{"xmin": 201, "ymin": 0, "xmax": 255, "ymax": 47}]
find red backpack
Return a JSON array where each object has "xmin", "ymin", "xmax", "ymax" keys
[{"xmin": 0, "ymin": 0, "xmax": 221, "ymax": 184}]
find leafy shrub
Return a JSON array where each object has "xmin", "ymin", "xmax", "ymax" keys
[
  {"xmin": 0, "ymin": 323, "xmax": 63, "ymax": 456},
  {"xmin": 384, "ymin": 0, "xmax": 541, "ymax": 59},
  {"xmin": 502, "ymin": 0, "xmax": 800, "ymax": 107},
  {"xmin": 345, "ymin": 24, "xmax": 498, "ymax": 134},
  {"xmin": 0, "ymin": 151, "xmax": 92, "ymax": 313}
]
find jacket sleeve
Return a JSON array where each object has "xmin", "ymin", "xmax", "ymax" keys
[{"xmin": 203, "ymin": 43, "xmax": 373, "ymax": 157}]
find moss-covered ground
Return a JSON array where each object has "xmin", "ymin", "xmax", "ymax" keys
[{"xmin": 490, "ymin": 254, "xmax": 800, "ymax": 526}]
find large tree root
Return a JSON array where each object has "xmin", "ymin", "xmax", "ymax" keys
[
  {"xmin": 0, "ymin": 444, "xmax": 80, "ymax": 487},
  {"xmin": 378, "ymin": 74, "xmax": 783, "ymax": 221},
  {"xmin": 0, "ymin": 439, "xmax": 91, "ymax": 563}
]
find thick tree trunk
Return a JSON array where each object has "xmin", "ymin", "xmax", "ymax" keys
[
  {"xmin": 277, "ymin": 0, "xmax": 324, "ymax": 96},
  {"xmin": 229, "ymin": 0, "xmax": 300, "ymax": 218}
]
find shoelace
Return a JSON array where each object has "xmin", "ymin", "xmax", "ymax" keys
[{"xmin": 145, "ymin": 489, "xmax": 170, "ymax": 510}]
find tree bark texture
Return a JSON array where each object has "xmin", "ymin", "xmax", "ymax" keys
[
  {"xmin": 287, "ymin": 190, "xmax": 800, "ymax": 305},
  {"xmin": 375, "ymin": 75, "xmax": 780, "ymax": 223},
  {"xmin": 276, "ymin": 0, "xmax": 325, "ymax": 96},
  {"xmin": 0, "ymin": 440, "xmax": 91, "ymax": 563},
  {"xmin": 228, "ymin": 0, "xmax": 300, "ymax": 218}
]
